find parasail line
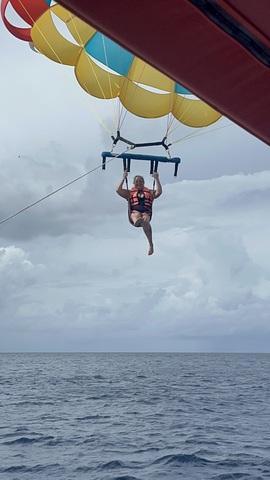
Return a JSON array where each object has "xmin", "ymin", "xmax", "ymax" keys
[
  {"xmin": 0, "ymin": 150, "xmax": 129, "ymax": 227},
  {"xmin": 17, "ymin": 0, "xmax": 63, "ymax": 65},
  {"xmin": 171, "ymin": 122, "xmax": 232, "ymax": 144},
  {"xmin": 15, "ymin": 0, "xmax": 113, "ymax": 137},
  {"xmin": 101, "ymin": 33, "xmax": 119, "ymax": 131},
  {"xmin": 117, "ymin": 61, "xmax": 149, "ymax": 131}
]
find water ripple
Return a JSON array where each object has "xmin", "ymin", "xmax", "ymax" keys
[{"xmin": 1, "ymin": 352, "xmax": 270, "ymax": 480}]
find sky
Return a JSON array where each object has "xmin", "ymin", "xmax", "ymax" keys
[{"xmin": 1, "ymin": 8, "xmax": 270, "ymax": 353}]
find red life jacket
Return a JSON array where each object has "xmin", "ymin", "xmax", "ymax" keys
[{"xmin": 129, "ymin": 187, "xmax": 153, "ymax": 213}]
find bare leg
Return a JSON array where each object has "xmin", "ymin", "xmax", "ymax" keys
[
  {"xmin": 130, "ymin": 212, "xmax": 141, "ymax": 227},
  {"xmin": 130, "ymin": 213, "xmax": 154, "ymax": 255},
  {"xmin": 142, "ymin": 219, "xmax": 154, "ymax": 255}
]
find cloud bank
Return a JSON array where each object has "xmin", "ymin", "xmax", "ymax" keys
[{"xmin": 1, "ymin": 155, "xmax": 270, "ymax": 352}]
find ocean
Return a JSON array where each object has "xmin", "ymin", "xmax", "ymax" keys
[{"xmin": 0, "ymin": 352, "xmax": 270, "ymax": 480}]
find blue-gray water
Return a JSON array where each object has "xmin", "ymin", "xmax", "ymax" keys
[{"xmin": 1, "ymin": 353, "xmax": 270, "ymax": 480}]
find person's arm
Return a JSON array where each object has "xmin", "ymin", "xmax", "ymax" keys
[
  {"xmin": 152, "ymin": 172, "xmax": 162, "ymax": 198},
  {"xmin": 116, "ymin": 170, "xmax": 129, "ymax": 199}
]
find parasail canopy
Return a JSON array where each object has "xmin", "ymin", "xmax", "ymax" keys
[{"xmin": 1, "ymin": 0, "xmax": 221, "ymax": 130}]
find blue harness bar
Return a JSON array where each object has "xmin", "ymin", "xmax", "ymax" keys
[{"xmin": 101, "ymin": 151, "xmax": 181, "ymax": 177}]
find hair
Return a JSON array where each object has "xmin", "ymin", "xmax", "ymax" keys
[{"xmin": 133, "ymin": 175, "xmax": 145, "ymax": 184}]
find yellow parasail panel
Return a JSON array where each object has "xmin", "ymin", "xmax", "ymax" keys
[
  {"xmin": 51, "ymin": 5, "xmax": 96, "ymax": 46},
  {"xmin": 75, "ymin": 51, "xmax": 121, "ymax": 99},
  {"xmin": 120, "ymin": 79, "xmax": 172, "ymax": 118},
  {"xmin": 127, "ymin": 57, "xmax": 174, "ymax": 93},
  {"xmin": 32, "ymin": 7, "xmax": 81, "ymax": 65},
  {"xmin": 172, "ymin": 94, "xmax": 222, "ymax": 127}
]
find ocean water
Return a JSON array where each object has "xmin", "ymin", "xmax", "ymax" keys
[{"xmin": 0, "ymin": 353, "xmax": 270, "ymax": 480}]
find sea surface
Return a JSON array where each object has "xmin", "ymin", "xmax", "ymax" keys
[{"xmin": 0, "ymin": 352, "xmax": 270, "ymax": 480}]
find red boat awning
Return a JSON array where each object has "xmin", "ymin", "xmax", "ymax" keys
[{"xmin": 58, "ymin": 0, "xmax": 270, "ymax": 146}]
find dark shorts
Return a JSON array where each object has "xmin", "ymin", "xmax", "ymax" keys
[{"xmin": 129, "ymin": 210, "xmax": 152, "ymax": 226}]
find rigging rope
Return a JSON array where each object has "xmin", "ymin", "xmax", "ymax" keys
[{"xmin": 0, "ymin": 152, "xmax": 129, "ymax": 227}]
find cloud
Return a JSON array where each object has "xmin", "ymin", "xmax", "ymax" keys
[
  {"xmin": 0, "ymin": 245, "xmax": 43, "ymax": 320},
  {"xmin": 1, "ymin": 17, "xmax": 270, "ymax": 352},
  {"xmin": 1, "ymin": 168, "xmax": 270, "ymax": 352}
]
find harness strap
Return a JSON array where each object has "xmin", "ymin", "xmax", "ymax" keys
[{"xmin": 152, "ymin": 160, "xmax": 159, "ymax": 193}]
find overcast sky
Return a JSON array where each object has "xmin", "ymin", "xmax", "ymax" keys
[{"xmin": 1, "ymin": 12, "xmax": 270, "ymax": 353}]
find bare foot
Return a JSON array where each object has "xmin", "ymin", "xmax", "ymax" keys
[{"xmin": 148, "ymin": 244, "xmax": 154, "ymax": 255}]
